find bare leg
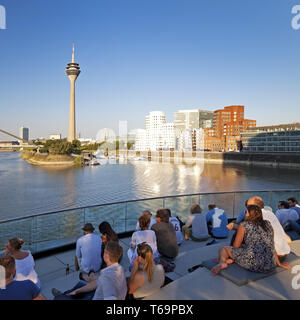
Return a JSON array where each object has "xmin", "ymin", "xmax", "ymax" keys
[{"xmin": 211, "ymin": 247, "xmax": 233, "ymax": 276}]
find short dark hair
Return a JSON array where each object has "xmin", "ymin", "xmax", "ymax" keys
[
  {"xmin": 288, "ymin": 197, "xmax": 298, "ymax": 204},
  {"xmin": 279, "ymin": 201, "xmax": 290, "ymax": 209},
  {"xmin": 165, "ymin": 209, "xmax": 171, "ymax": 218},
  {"xmin": 156, "ymin": 209, "xmax": 169, "ymax": 223},
  {"xmin": 104, "ymin": 242, "xmax": 123, "ymax": 263},
  {"xmin": 208, "ymin": 203, "xmax": 216, "ymax": 210},
  {"xmin": 0, "ymin": 256, "xmax": 15, "ymax": 279},
  {"xmin": 190, "ymin": 204, "xmax": 202, "ymax": 214}
]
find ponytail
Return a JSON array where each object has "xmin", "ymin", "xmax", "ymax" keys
[{"xmin": 143, "ymin": 250, "xmax": 154, "ymax": 282}]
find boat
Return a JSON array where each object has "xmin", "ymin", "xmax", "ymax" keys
[{"xmin": 88, "ymin": 158, "xmax": 100, "ymax": 166}]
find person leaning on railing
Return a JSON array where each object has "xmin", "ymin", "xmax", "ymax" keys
[{"xmin": 0, "ymin": 256, "xmax": 45, "ymax": 300}]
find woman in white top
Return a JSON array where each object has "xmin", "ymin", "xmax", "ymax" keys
[
  {"xmin": 128, "ymin": 213, "xmax": 159, "ymax": 265},
  {"xmin": 182, "ymin": 204, "xmax": 209, "ymax": 241},
  {"xmin": 4, "ymin": 238, "xmax": 40, "ymax": 288},
  {"xmin": 128, "ymin": 242, "xmax": 165, "ymax": 299}
]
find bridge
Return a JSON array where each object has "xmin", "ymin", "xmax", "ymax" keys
[{"xmin": 0, "ymin": 128, "xmax": 25, "ymax": 142}]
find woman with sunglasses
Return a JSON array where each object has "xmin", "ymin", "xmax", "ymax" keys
[
  {"xmin": 128, "ymin": 242, "xmax": 165, "ymax": 299},
  {"xmin": 211, "ymin": 205, "xmax": 291, "ymax": 275}
]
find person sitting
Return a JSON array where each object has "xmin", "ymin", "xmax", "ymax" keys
[
  {"xmin": 275, "ymin": 201, "xmax": 298, "ymax": 228},
  {"xmin": 165, "ymin": 209, "xmax": 184, "ymax": 245},
  {"xmin": 206, "ymin": 203, "xmax": 229, "ymax": 239},
  {"xmin": 128, "ymin": 214, "xmax": 159, "ymax": 265},
  {"xmin": 53, "ymin": 242, "xmax": 127, "ymax": 300},
  {"xmin": 151, "ymin": 209, "xmax": 178, "ymax": 261},
  {"xmin": 211, "ymin": 205, "xmax": 291, "ymax": 276},
  {"xmin": 182, "ymin": 204, "xmax": 209, "ymax": 241},
  {"xmin": 99, "ymin": 221, "xmax": 119, "ymax": 269},
  {"xmin": 287, "ymin": 197, "xmax": 300, "ymax": 219},
  {"xmin": 135, "ymin": 210, "xmax": 156, "ymax": 231},
  {"xmin": 4, "ymin": 238, "xmax": 40, "ymax": 288},
  {"xmin": 0, "ymin": 256, "xmax": 45, "ymax": 300},
  {"xmin": 286, "ymin": 197, "xmax": 300, "ymax": 235},
  {"xmin": 246, "ymin": 196, "xmax": 291, "ymax": 259},
  {"xmin": 128, "ymin": 242, "xmax": 165, "ymax": 299},
  {"xmin": 75, "ymin": 223, "xmax": 102, "ymax": 278}
]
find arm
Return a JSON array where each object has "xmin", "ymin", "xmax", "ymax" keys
[
  {"xmin": 275, "ymin": 252, "xmax": 291, "ymax": 270},
  {"xmin": 233, "ymin": 225, "xmax": 246, "ymax": 248},
  {"xmin": 74, "ymin": 256, "xmax": 80, "ymax": 272},
  {"xmin": 68, "ymin": 279, "xmax": 98, "ymax": 295},
  {"xmin": 33, "ymin": 294, "xmax": 46, "ymax": 300},
  {"xmin": 184, "ymin": 216, "xmax": 193, "ymax": 229},
  {"xmin": 128, "ymin": 272, "xmax": 145, "ymax": 295}
]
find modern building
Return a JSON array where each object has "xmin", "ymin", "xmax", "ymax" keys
[
  {"xmin": 134, "ymin": 129, "xmax": 147, "ymax": 151},
  {"xmin": 174, "ymin": 109, "xmax": 213, "ymax": 133},
  {"xmin": 19, "ymin": 126, "xmax": 29, "ymax": 142},
  {"xmin": 204, "ymin": 106, "xmax": 256, "ymax": 152},
  {"xmin": 50, "ymin": 134, "xmax": 62, "ymax": 140},
  {"xmin": 242, "ymin": 123, "xmax": 300, "ymax": 153},
  {"xmin": 176, "ymin": 129, "xmax": 204, "ymax": 151},
  {"xmin": 135, "ymin": 111, "xmax": 175, "ymax": 151},
  {"xmin": 66, "ymin": 44, "xmax": 81, "ymax": 142}
]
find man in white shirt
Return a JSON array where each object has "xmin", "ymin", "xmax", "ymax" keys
[
  {"xmin": 275, "ymin": 201, "xmax": 298, "ymax": 227},
  {"xmin": 75, "ymin": 223, "xmax": 102, "ymax": 276},
  {"xmin": 166, "ymin": 209, "xmax": 184, "ymax": 245},
  {"xmin": 53, "ymin": 242, "xmax": 127, "ymax": 300},
  {"xmin": 247, "ymin": 196, "xmax": 291, "ymax": 257}
]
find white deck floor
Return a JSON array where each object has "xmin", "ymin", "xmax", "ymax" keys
[{"xmin": 37, "ymin": 231, "xmax": 300, "ymax": 300}]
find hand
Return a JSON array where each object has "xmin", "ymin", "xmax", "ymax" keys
[
  {"xmin": 279, "ymin": 262, "xmax": 291, "ymax": 270},
  {"xmin": 227, "ymin": 223, "xmax": 234, "ymax": 230},
  {"xmin": 67, "ymin": 290, "xmax": 78, "ymax": 296}
]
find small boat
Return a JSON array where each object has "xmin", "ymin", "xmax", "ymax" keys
[{"xmin": 88, "ymin": 158, "xmax": 100, "ymax": 166}]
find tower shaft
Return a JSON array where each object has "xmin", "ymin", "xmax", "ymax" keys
[{"xmin": 67, "ymin": 75, "xmax": 77, "ymax": 142}]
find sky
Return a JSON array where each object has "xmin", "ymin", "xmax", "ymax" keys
[{"xmin": 0, "ymin": 0, "xmax": 300, "ymax": 140}]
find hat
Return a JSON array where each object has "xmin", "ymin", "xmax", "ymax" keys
[{"xmin": 82, "ymin": 223, "xmax": 95, "ymax": 232}]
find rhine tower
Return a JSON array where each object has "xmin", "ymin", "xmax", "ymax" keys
[{"xmin": 66, "ymin": 44, "xmax": 81, "ymax": 142}]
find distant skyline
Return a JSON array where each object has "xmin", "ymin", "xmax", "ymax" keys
[{"xmin": 0, "ymin": 0, "xmax": 300, "ymax": 140}]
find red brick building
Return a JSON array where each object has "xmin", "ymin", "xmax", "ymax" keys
[{"xmin": 204, "ymin": 105, "xmax": 256, "ymax": 152}]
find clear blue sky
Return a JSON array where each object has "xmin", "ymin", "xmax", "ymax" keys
[{"xmin": 0, "ymin": 0, "xmax": 299, "ymax": 139}]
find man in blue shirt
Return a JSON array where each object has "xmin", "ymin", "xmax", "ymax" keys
[
  {"xmin": 286, "ymin": 197, "xmax": 300, "ymax": 235},
  {"xmin": 206, "ymin": 203, "xmax": 229, "ymax": 239},
  {"xmin": 0, "ymin": 256, "xmax": 45, "ymax": 300}
]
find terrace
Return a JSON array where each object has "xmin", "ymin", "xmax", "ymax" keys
[{"xmin": 1, "ymin": 189, "xmax": 300, "ymax": 300}]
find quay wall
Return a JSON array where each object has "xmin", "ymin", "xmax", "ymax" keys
[{"xmin": 119, "ymin": 150, "xmax": 300, "ymax": 169}]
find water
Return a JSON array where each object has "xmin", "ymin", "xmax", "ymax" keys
[{"xmin": 1, "ymin": 152, "xmax": 300, "ymax": 221}]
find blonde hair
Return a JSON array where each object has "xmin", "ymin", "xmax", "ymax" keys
[{"xmin": 137, "ymin": 242, "xmax": 154, "ymax": 282}]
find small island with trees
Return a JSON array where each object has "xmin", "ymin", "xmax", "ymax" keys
[{"xmin": 21, "ymin": 139, "xmax": 103, "ymax": 167}]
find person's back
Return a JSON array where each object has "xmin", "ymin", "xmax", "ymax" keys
[
  {"xmin": 275, "ymin": 208, "xmax": 298, "ymax": 226},
  {"xmin": 169, "ymin": 216, "xmax": 184, "ymax": 245},
  {"xmin": 232, "ymin": 219, "xmax": 276, "ymax": 273},
  {"xmin": 0, "ymin": 280, "xmax": 40, "ymax": 300},
  {"xmin": 262, "ymin": 208, "xmax": 290, "ymax": 256},
  {"xmin": 14, "ymin": 251, "xmax": 40, "ymax": 288},
  {"xmin": 133, "ymin": 264, "xmax": 165, "ymax": 299},
  {"xmin": 76, "ymin": 233, "xmax": 102, "ymax": 273},
  {"xmin": 206, "ymin": 207, "xmax": 229, "ymax": 238},
  {"xmin": 128, "ymin": 230, "xmax": 159, "ymax": 264},
  {"xmin": 191, "ymin": 214, "xmax": 209, "ymax": 239},
  {"xmin": 93, "ymin": 263, "xmax": 127, "ymax": 300},
  {"xmin": 151, "ymin": 222, "xmax": 178, "ymax": 258}
]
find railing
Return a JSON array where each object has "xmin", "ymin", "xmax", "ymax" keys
[{"xmin": 1, "ymin": 189, "xmax": 300, "ymax": 254}]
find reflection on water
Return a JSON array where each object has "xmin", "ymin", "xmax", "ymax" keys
[{"xmin": 1, "ymin": 152, "xmax": 300, "ymax": 220}]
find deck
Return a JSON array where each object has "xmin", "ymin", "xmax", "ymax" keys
[{"xmin": 37, "ymin": 230, "xmax": 300, "ymax": 300}]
